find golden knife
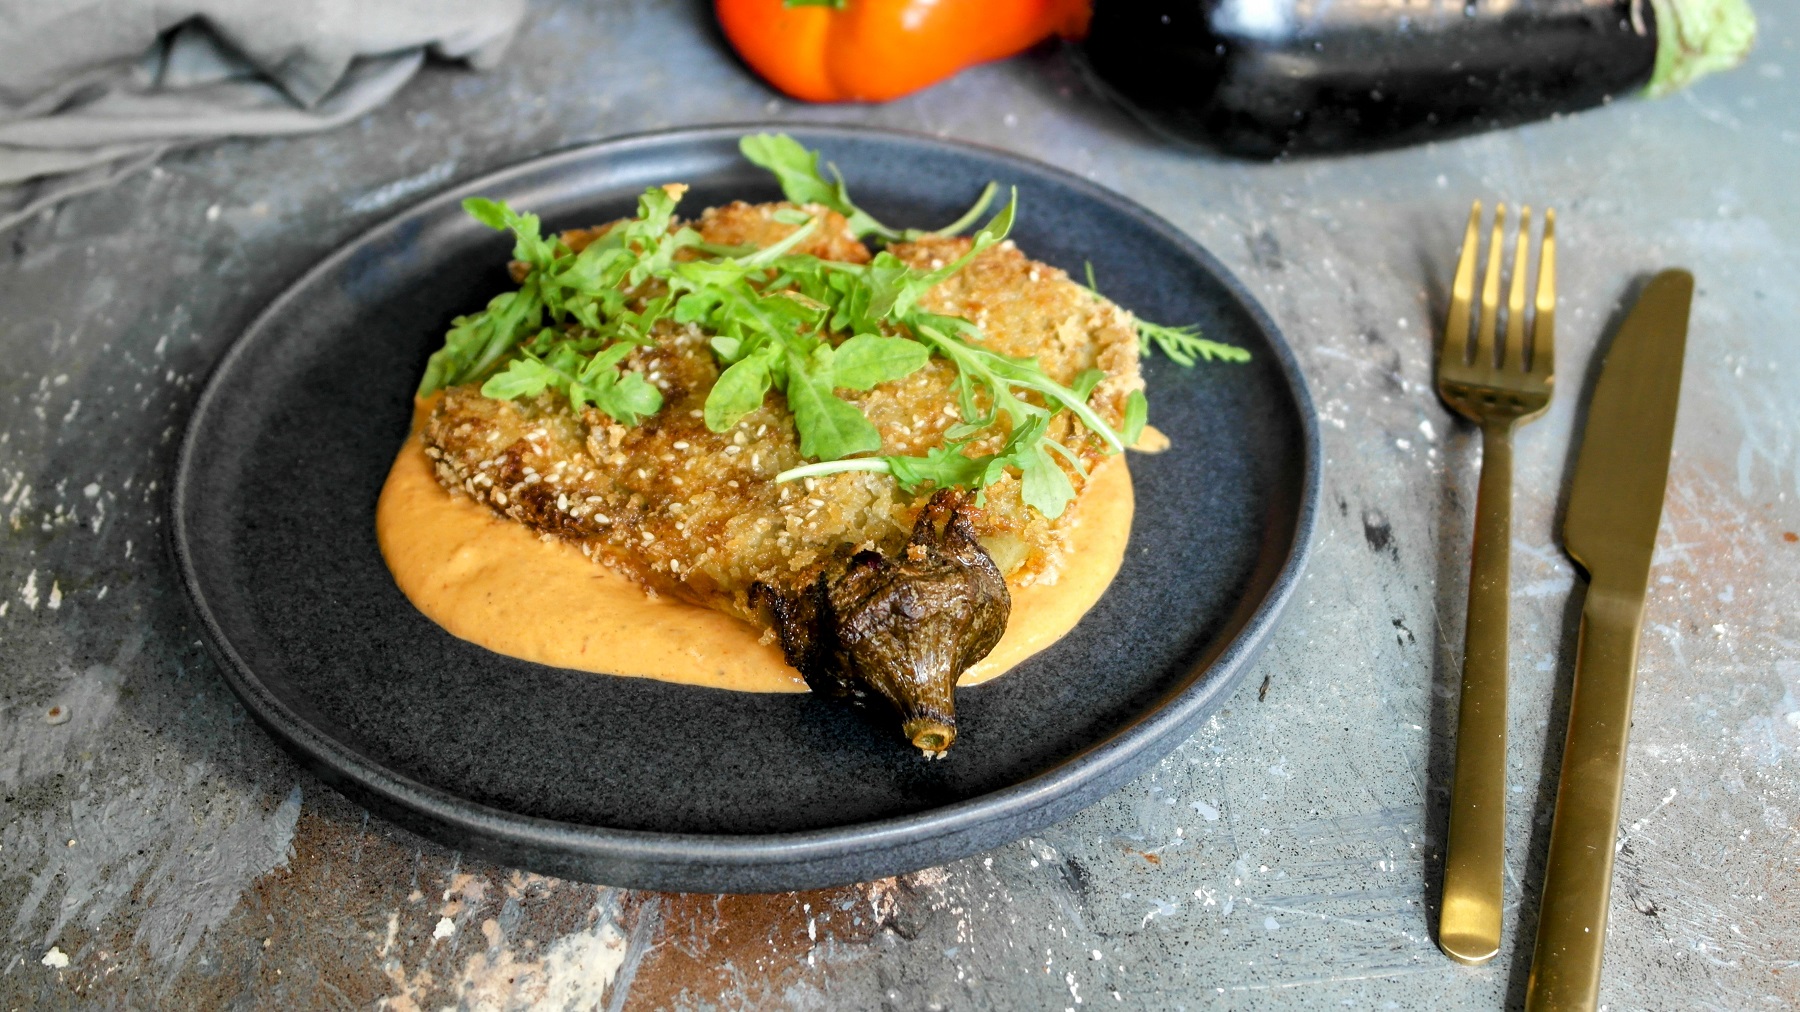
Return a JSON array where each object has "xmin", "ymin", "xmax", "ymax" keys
[{"xmin": 1525, "ymin": 269, "xmax": 1694, "ymax": 1011}]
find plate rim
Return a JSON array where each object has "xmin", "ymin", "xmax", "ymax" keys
[{"xmin": 171, "ymin": 122, "xmax": 1321, "ymax": 889}]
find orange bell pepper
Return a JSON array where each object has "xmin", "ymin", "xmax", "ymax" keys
[{"xmin": 716, "ymin": 0, "xmax": 1091, "ymax": 103}]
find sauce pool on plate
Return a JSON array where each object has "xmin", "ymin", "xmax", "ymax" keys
[{"xmin": 377, "ymin": 403, "xmax": 1134, "ymax": 693}]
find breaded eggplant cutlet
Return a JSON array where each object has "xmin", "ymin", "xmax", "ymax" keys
[{"xmin": 421, "ymin": 199, "xmax": 1144, "ymax": 752}]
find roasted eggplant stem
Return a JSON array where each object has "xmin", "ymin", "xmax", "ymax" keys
[
  {"xmin": 757, "ymin": 488, "xmax": 1011, "ymax": 755},
  {"xmin": 905, "ymin": 720, "xmax": 956, "ymax": 754}
]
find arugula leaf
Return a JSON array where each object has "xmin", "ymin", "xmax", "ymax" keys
[
  {"xmin": 738, "ymin": 134, "xmax": 878, "ymax": 233},
  {"xmin": 885, "ymin": 442, "xmax": 990, "ymax": 492},
  {"xmin": 706, "ymin": 348, "xmax": 776, "ymax": 431},
  {"xmin": 920, "ymin": 182, "xmax": 999, "ymax": 239},
  {"xmin": 785, "ymin": 414, "xmax": 1086, "ymax": 519},
  {"xmin": 785, "ymin": 346, "xmax": 881, "ymax": 460},
  {"xmin": 1018, "ymin": 442, "xmax": 1077, "ymax": 518},
  {"xmin": 738, "ymin": 133, "xmax": 1001, "ymax": 243},
  {"xmin": 479, "ymin": 342, "xmax": 664, "ymax": 426},
  {"xmin": 461, "ymin": 197, "xmax": 510, "ymax": 231},
  {"xmin": 604, "ymin": 371, "xmax": 664, "ymax": 424},
  {"xmin": 1121, "ymin": 390, "xmax": 1149, "ymax": 446},
  {"xmin": 422, "ymin": 188, "xmax": 690, "ymax": 403},
  {"xmin": 969, "ymin": 416, "xmax": 1074, "ymax": 518},
  {"xmin": 1082, "ymin": 261, "xmax": 1253, "ymax": 366},
  {"xmin": 1070, "ymin": 368, "xmax": 1107, "ymax": 400},
  {"xmin": 831, "ymin": 334, "xmax": 930, "ymax": 390},
  {"xmin": 1135, "ymin": 319, "xmax": 1253, "ymax": 366},
  {"xmin": 478, "ymin": 356, "xmax": 560, "ymax": 400},
  {"xmin": 418, "ymin": 285, "xmax": 545, "ymax": 395},
  {"xmin": 890, "ymin": 190, "xmax": 1017, "ymax": 318},
  {"xmin": 465, "ymin": 197, "xmax": 555, "ymax": 272},
  {"xmin": 741, "ymin": 214, "xmax": 819, "ymax": 268}
]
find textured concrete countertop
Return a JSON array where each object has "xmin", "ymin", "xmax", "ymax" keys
[{"xmin": 3, "ymin": 2, "xmax": 1796, "ymax": 1009}]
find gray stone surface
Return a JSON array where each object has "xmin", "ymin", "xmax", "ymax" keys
[{"xmin": 2, "ymin": 1, "xmax": 1795, "ymax": 1008}]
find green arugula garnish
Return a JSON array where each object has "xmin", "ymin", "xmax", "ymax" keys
[
  {"xmin": 739, "ymin": 133, "xmax": 998, "ymax": 244},
  {"xmin": 1082, "ymin": 263, "xmax": 1253, "ymax": 367},
  {"xmin": 418, "ymin": 134, "xmax": 1244, "ymax": 520},
  {"xmin": 420, "ymin": 186, "xmax": 703, "ymax": 424},
  {"xmin": 1135, "ymin": 319, "xmax": 1253, "ymax": 367}
]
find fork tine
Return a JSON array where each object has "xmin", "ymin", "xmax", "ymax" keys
[
  {"xmin": 1531, "ymin": 208, "xmax": 1556, "ymax": 379},
  {"xmin": 1504, "ymin": 206, "xmax": 1531, "ymax": 371},
  {"xmin": 1444, "ymin": 200, "xmax": 1482, "ymax": 366},
  {"xmin": 1475, "ymin": 204, "xmax": 1506, "ymax": 369}
]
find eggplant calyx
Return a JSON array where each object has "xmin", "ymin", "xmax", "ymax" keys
[{"xmin": 757, "ymin": 488, "xmax": 1011, "ymax": 756}]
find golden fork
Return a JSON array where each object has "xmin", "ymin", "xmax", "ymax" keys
[{"xmin": 1435, "ymin": 200, "xmax": 1556, "ymax": 966}]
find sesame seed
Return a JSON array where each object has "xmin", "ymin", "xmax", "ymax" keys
[{"xmin": 672, "ymin": 441, "xmax": 689, "ymax": 450}]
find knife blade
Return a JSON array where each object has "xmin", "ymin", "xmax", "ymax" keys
[{"xmin": 1525, "ymin": 269, "xmax": 1693, "ymax": 1012}]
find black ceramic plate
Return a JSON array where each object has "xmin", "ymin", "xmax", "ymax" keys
[{"xmin": 173, "ymin": 125, "xmax": 1319, "ymax": 893}]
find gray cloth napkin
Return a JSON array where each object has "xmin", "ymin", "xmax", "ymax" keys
[{"xmin": 0, "ymin": 0, "xmax": 528, "ymax": 232}]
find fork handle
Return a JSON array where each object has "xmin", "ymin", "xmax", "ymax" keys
[
  {"xmin": 1525, "ymin": 586, "xmax": 1645, "ymax": 1012},
  {"xmin": 1438, "ymin": 419, "xmax": 1515, "ymax": 965}
]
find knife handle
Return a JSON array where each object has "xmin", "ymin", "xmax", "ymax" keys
[
  {"xmin": 1525, "ymin": 587, "xmax": 1645, "ymax": 1012},
  {"xmin": 1438, "ymin": 421, "xmax": 1515, "ymax": 965}
]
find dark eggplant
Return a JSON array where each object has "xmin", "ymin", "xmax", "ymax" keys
[
  {"xmin": 757, "ymin": 489, "xmax": 1010, "ymax": 756},
  {"xmin": 1076, "ymin": 0, "xmax": 1757, "ymax": 158}
]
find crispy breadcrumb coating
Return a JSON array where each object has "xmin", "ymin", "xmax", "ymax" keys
[{"xmin": 421, "ymin": 199, "xmax": 1142, "ymax": 622}]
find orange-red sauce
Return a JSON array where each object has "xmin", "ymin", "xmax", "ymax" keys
[{"xmin": 377, "ymin": 408, "xmax": 1133, "ymax": 693}]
